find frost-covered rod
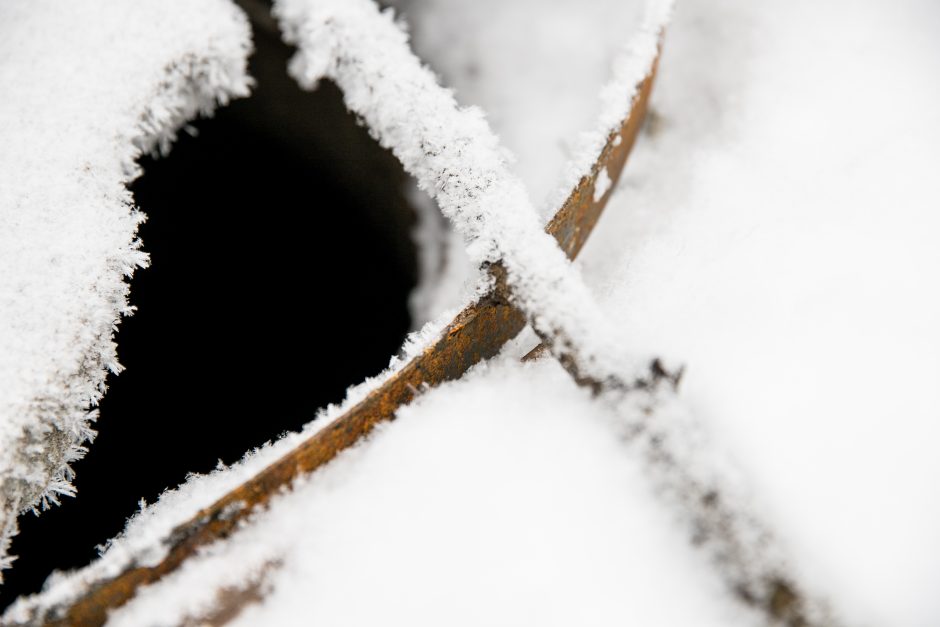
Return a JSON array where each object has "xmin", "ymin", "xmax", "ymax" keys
[{"xmin": 275, "ymin": 0, "xmax": 659, "ymax": 391}]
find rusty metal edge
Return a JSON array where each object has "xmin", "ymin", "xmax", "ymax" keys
[{"xmin": 31, "ymin": 49, "xmax": 660, "ymax": 627}]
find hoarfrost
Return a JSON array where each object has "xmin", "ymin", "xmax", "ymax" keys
[{"xmin": 0, "ymin": 0, "xmax": 252, "ymax": 576}]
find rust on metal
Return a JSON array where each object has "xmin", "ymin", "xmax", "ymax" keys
[{"xmin": 32, "ymin": 51, "xmax": 660, "ymax": 627}]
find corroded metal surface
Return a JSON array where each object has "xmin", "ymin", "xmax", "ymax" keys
[{"xmin": 30, "ymin": 53, "xmax": 660, "ymax": 627}]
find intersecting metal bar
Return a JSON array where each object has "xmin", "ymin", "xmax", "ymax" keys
[{"xmin": 33, "ymin": 53, "xmax": 660, "ymax": 627}]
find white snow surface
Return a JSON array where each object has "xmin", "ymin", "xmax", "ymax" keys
[
  {"xmin": 0, "ymin": 0, "xmax": 252, "ymax": 575},
  {"xmin": 578, "ymin": 0, "xmax": 940, "ymax": 624}
]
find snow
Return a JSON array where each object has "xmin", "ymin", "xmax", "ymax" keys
[
  {"xmin": 7, "ymin": 0, "xmax": 665, "ymax": 611},
  {"xmin": 578, "ymin": 0, "xmax": 940, "ymax": 624},
  {"xmin": 106, "ymin": 360, "xmax": 746, "ymax": 627},
  {"xmin": 404, "ymin": 184, "xmax": 475, "ymax": 328},
  {"xmin": 593, "ymin": 168, "xmax": 612, "ymax": 203},
  {"xmin": 0, "ymin": 0, "xmax": 251, "ymax": 576}
]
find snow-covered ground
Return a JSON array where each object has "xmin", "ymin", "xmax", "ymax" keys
[{"xmin": 4, "ymin": 0, "xmax": 940, "ymax": 624}]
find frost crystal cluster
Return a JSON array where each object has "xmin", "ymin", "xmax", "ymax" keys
[{"xmin": 0, "ymin": 0, "xmax": 251, "ymax": 576}]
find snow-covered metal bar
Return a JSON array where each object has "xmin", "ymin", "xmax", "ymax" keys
[{"xmin": 276, "ymin": 0, "xmax": 667, "ymax": 390}]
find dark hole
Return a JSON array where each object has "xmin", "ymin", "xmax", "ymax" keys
[{"xmin": 0, "ymin": 19, "xmax": 417, "ymax": 609}]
